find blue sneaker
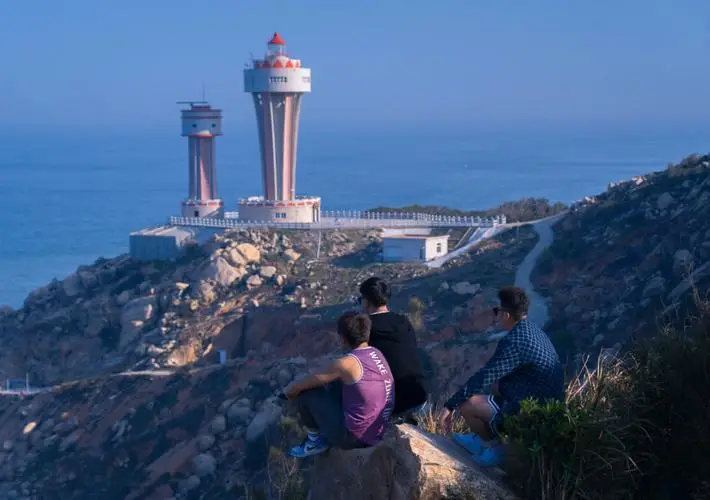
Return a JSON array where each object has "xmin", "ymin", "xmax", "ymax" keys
[
  {"xmin": 471, "ymin": 444, "xmax": 505, "ymax": 468},
  {"xmin": 452, "ymin": 433, "xmax": 485, "ymax": 456},
  {"xmin": 290, "ymin": 436, "xmax": 330, "ymax": 458}
]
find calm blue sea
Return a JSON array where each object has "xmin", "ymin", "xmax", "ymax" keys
[{"xmin": 1, "ymin": 122, "xmax": 709, "ymax": 307}]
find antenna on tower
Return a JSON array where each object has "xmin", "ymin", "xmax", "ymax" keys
[{"xmin": 201, "ymin": 81, "xmax": 206, "ymax": 101}]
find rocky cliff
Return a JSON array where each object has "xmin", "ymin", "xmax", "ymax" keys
[
  {"xmin": 7, "ymin": 149, "xmax": 709, "ymax": 498},
  {"xmin": 533, "ymin": 153, "xmax": 710, "ymax": 358},
  {"xmin": 0, "ymin": 228, "xmax": 435, "ymax": 385},
  {"xmin": 0, "ymin": 224, "xmax": 538, "ymax": 499}
]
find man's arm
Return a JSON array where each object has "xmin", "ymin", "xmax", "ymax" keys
[
  {"xmin": 285, "ymin": 358, "xmax": 345, "ymax": 399},
  {"xmin": 444, "ymin": 337, "xmax": 520, "ymax": 410}
]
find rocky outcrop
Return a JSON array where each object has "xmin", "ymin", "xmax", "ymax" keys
[
  {"xmin": 308, "ymin": 425, "xmax": 516, "ymax": 499},
  {"xmin": 534, "ymin": 153, "xmax": 710, "ymax": 353},
  {"xmin": 198, "ymin": 256, "xmax": 247, "ymax": 286},
  {"xmin": 0, "ymin": 216, "xmax": 542, "ymax": 498},
  {"xmin": 120, "ymin": 295, "xmax": 158, "ymax": 347}
]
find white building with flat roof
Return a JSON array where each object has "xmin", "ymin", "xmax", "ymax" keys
[{"xmin": 382, "ymin": 234, "xmax": 449, "ymax": 263}]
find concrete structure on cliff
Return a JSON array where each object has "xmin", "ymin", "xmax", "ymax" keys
[
  {"xmin": 382, "ymin": 234, "xmax": 450, "ymax": 262},
  {"xmin": 239, "ymin": 33, "xmax": 320, "ymax": 224},
  {"xmin": 179, "ymin": 101, "xmax": 224, "ymax": 218}
]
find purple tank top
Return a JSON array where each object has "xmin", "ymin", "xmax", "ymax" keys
[{"xmin": 342, "ymin": 346, "xmax": 395, "ymax": 445}]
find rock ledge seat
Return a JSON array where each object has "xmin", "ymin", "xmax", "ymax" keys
[{"xmin": 308, "ymin": 424, "xmax": 517, "ymax": 499}]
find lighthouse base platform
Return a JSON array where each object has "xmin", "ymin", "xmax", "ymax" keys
[
  {"xmin": 237, "ymin": 196, "xmax": 321, "ymax": 224},
  {"xmin": 182, "ymin": 199, "xmax": 224, "ymax": 218}
]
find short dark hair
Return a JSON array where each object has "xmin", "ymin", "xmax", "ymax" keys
[
  {"xmin": 337, "ymin": 311, "xmax": 371, "ymax": 347},
  {"xmin": 498, "ymin": 286, "xmax": 529, "ymax": 320},
  {"xmin": 359, "ymin": 277, "xmax": 390, "ymax": 307}
]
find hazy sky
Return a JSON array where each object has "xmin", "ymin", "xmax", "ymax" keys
[{"xmin": 1, "ymin": 0, "xmax": 708, "ymax": 131}]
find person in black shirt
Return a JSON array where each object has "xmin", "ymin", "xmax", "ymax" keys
[{"xmin": 358, "ymin": 277, "xmax": 428, "ymax": 416}]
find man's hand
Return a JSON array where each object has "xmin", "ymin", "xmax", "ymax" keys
[{"xmin": 437, "ymin": 407, "xmax": 453, "ymax": 434}]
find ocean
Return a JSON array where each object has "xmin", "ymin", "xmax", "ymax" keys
[{"xmin": 1, "ymin": 122, "xmax": 709, "ymax": 308}]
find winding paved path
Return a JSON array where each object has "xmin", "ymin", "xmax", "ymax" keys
[{"xmin": 513, "ymin": 214, "xmax": 566, "ymax": 327}]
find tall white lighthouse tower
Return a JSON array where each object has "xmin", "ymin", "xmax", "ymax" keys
[
  {"xmin": 179, "ymin": 101, "xmax": 224, "ymax": 218},
  {"xmin": 240, "ymin": 33, "xmax": 320, "ymax": 223}
]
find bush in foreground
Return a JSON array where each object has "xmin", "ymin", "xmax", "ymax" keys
[
  {"xmin": 504, "ymin": 357, "xmax": 649, "ymax": 499},
  {"xmin": 503, "ymin": 296, "xmax": 710, "ymax": 499}
]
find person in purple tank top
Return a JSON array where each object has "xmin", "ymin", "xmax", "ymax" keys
[{"xmin": 284, "ymin": 311, "xmax": 395, "ymax": 458}]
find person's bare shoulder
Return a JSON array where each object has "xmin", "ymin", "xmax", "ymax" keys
[{"xmin": 337, "ymin": 354, "xmax": 362, "ymax": 383}]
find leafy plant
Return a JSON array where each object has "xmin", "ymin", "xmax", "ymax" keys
[{"xmin": 503, "ymin": 357, "xmax": 650, "ymax": 500}]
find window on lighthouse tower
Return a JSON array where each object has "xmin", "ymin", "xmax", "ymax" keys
[{"xmin": 268, "ymin": 42, "xmax": 285, "ymax": 55}]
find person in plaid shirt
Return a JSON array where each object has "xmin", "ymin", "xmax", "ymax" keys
[{"xmin": 437, "ymin": 286, "xmax": 564, "ymax": 467}]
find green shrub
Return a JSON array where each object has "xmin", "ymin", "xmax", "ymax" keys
[
  {"xmin": 504, "ymin": 292, "xmax": 710, "ymax": 499},
  {"xmin": 503, "ymin": 357, "xmax": 650, "ymax": 500},
  {"xmin": 629, "ymin": 318, "xmax": 710, "ymax": 498}
]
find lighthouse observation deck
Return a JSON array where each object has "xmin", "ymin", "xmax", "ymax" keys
[{"xmin": 243, "ymin": 32, "xmax": 311, "ymax": 94}]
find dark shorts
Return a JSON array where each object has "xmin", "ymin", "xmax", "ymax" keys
[
  {"xmin": 484, "ymin": 394, "xmax": 504, "ymax": 438},
  {"xmin": 295, "ymin": 382, "xmax": 367, "ymax": 450}
]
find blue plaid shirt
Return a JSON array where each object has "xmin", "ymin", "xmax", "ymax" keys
[{"xmin": 445, "ymin": 319, "xmax": 564, "ymax": 413}]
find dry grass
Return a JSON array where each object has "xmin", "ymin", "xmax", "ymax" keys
[
  {"xmin": 265, "ymin": 446, "xmax": 307, "ymax": 500},
  {"xmin": 242, "ymin": 415, "xmax": 308, "ymax": 500},
  {"xmin": 415, "ymin": 401, "xmax": 469, "ymax": 435}
]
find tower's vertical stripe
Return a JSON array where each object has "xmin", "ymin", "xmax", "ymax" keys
[
  {"xmin": 262, "ymin": 94, "xmax": 277, "ymax": 200},
  {"xmin": 210, "ymin": 137, "xmax": 218, "ymax": 200},
  {"xmin": 199, "ymin": 139, "xmax": 210, "ymax": 200},
  {"xmin": 282, "ymin": 95, "xmax": 293, "ymax": 200},
  {"xmin": 290, "ymin": 94, "xmax": 302, "ymax": 200},
  {"xmin": 188, "ymin": 137, "xmax": 196, "ymax": 199}
]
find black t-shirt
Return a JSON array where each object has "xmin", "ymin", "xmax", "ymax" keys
[{"xmin": 368, "ymin": 311, "xmax": 428, "ymax": 414}]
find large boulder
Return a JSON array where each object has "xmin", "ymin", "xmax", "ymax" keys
[
  {"xmin": 198, "ymin": 257, "xmax": 246, "ymax": 287},
  {"xmin": 308, "ymin": 425, "xmax": 516, "ymax": 500},
  {"xmin": 63, "ymin": 273, "xmax": 83, "ymax": 297},
  {"xmin": 246, "ymin": 401, "xmax": 282, "ymax": 444},
  {"xmin": 452, "ymin": 281, "xmax": 481, "ymax": 295},
  {"xmin": 246, "ymin": 275, "xmax": 263, "ymax": 289},
  {"xmin": 192, "ymin": 453, "xmax": 216, "ymax": 477},
  {"xmin": 236, "ymin": 243, "xmax": 261, "ymax": 264},
  {"xmin": 120, "ymin": 295, "xmax": 158, "ymax": 346},
  {"xmin": 656, "ymin": 192, "xmax": 675, "ymax": 210},
  {"xmin": 121, "ymin": 296, "xmax": 157, "ymax": 324},
  {"xmin": 225, "ymin": 248, "xmax": 247, "ymax": 267},
  {"xmin": 259, "ymin": 265, "xmax": 277, "ymax": 279},
  {"xmin": 283, "ymin": 249, "xmax": 301, "ymax": 262}
]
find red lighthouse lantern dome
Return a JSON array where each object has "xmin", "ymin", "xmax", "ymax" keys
[{"xmin": 268, "ymin": 32, "xmax": 286, "ymax": 55}]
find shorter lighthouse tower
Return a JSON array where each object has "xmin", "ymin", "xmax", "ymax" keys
[{"xmin": 179, "ymin": 101, "xmax": 223, "ymax": 218}]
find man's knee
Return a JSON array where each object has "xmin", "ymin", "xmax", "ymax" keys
[{"xmin": 459, "ymin": 394, "xmax": 495, "ymax": 421}]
